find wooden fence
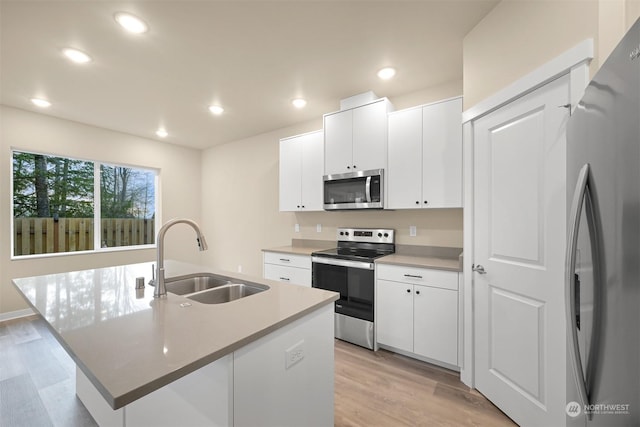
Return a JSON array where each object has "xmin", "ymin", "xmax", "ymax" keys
[{"xmin": 14, "ymin": 218, "xmax": 155, "ymax": 256}]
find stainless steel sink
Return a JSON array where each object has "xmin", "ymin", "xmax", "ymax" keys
[
  {"xmin": 163, "ymin": 273, "xmax": 233, "ymax": 295},
  {"xmin": 187, "ymin": 283, "xmax": 269, "ymax": 304}
]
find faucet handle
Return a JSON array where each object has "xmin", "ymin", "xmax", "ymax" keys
[{"xmin": 149, "ymin": 263, "xmax": 155, "ymax": 285}]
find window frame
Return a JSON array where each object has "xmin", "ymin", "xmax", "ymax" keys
[{"xmin": 10, "ymin": 148, "xmax": 160, "ymax": 259}]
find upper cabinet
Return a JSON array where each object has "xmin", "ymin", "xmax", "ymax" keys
[
  {"xmin": 324, "ymin": 98, "xmax": 393, "ymax": 175},
  {"xmin": 279, "ymin": 130, "xmax": 324, "ymax": 212},
  {"xmin": 387, "ymin": 97, "xmax": 462, "ymax": 209}
]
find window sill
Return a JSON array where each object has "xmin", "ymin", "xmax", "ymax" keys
[{"xmin": 11, "ymin": 244, "xmax": 156, "ymax": 261}]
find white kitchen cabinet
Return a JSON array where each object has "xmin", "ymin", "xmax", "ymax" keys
[
  {"xmin": 263, "ymin": 251, "xmax": 311, "ymax": 287},
  {"xmin": 376, "ymin": 264, "xmax": 459, "ymax": 367},
  {"xmin": 376, "ymin": 279, "xmax": 414, "ymax": 352},
  {"xmin": 279, "ymin": 130, "xmax": 323, "ymax": 211},
  {"xmin": 387, "ymin": 97, "xmax": 462, "ymax": 209},
  {"xmin": 324, "ymin": 98, "xmax": 392, "ymax": 175},
  {"xmin": 413, "ymin": 285, "xmax": 458, "ymax": 365}
]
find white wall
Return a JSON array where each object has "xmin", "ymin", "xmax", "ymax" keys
[
  {"xmin": 463, "ymin": 0, "xmax": 640, "ymax": 109},
  {"xmin": 0, "ymin": 106, "xmax": 202, "ymax": 314},
  {"xmin": 200, "ymin": 81, "xmax": 464, "ymax": 278}
]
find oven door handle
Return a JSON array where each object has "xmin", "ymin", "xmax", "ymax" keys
[{"xmin": 312, "ymin": 257, "xmax": 374, "ymax": 270}]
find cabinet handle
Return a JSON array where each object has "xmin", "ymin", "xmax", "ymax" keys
[
  {"xmin": 301, "ymin": 205, "xmax": 305, "ymax": 208},
  {"xmin": 279, "ymin": 258, "xmax": 290, "ymax": 262},
  {"xmin": 416, "ymin": 290, "xmax": 421, "ymax": 295},
  {"xmin": 279, "ymin": 277, "xmax": 290, "ymax": 281},
  {"xmin": 297, "ymin": 205, "xmax": 300, "ymax": 208},
  {"xmin": 415, "ymin": 201, "xmax": 419, "ymax": 205},
  {"xmin": 406, "ymin": 289, "xmax": 411, "ymax": 293},
  {"xmin": 353, "ymin": 165, "xmax": 357, "ymax": 169},
  {"xmin": 423, "ymin": 200, "xmax": 428, "ymax": 204},
  {"xmin": 404, "ymin": 274, "xmax": 423, "ymax": 279},
  {"xmin": 347, "ymin": 165, "xmax": 351, "ymax": 169}
]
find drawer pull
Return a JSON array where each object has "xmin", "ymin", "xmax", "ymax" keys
[
  {"xmin": 279, "ymin": 258, "xmax": 290, "ymax": 262},
  {"xmin": 404, "ymin": 274, "xmax": 423, "ymax": 279},
  {"xmin": 279, "ymin": 277, "xmax": 290, "ymax": 281}
]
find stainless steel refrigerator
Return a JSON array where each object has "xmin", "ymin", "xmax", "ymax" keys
[{"xmin": 566, "ymin": 18, "xmax": 640, "ymax": 427}]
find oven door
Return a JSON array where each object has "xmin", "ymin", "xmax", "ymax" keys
[{"xmin": 311, "ymin": 257, "xmax": 374, "ymax": 322}]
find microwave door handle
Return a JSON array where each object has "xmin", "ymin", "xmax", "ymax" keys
[
  {"xmin": 565, "ymin": 163, "xmax": 591, "ymax": 418},
  {"xmin": 365, "ymin": 176, "xmax": 372, "ymax": 203}
]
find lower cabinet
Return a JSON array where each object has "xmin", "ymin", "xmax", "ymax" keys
[
  {"xmin": 376, "ymin": 264, "xmax": 459, "ymax": 367},
  {"xmin": 263, "ymin": 251, "xmax": 311, "ymax": 287},
  {"xmin": 76, "ymin": 304, "xmax": 334, "ymax": 427}
]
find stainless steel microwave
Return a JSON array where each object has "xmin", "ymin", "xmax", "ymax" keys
[{"xmin": 323, "ymin": 169, "xmax": 383, "ymax": 210}]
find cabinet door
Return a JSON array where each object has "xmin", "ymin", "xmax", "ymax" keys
[
  {"xmin": 413, "ymin": 285, "xmax": 458, "ymax": 366},
  {"xmin": 376, "ymin": 279, "xmax": 413, "ymax": 352},
  {"xmin": 324, "ymin": 110, "xmax": 353, "ymax": 175},
  {"xmin": 353, "ymin": 100, "xmax": 388, "ymax": 172},
  {"xmin": 387, "ymin": 108, "xmax": 423, "ymax": 209},
  {"xmin": 279, "ymin": 137, "xmax": 302, "ymax": 211},
  {"xmin": 422, "ymin": 97, "xmax": 463, "ymax": 208},
  {"xmin": 300, "ymin": 131, "xmax": 324, "ymax": 211}
]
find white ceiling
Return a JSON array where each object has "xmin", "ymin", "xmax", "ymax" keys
[{"xmin": 0, "ymin": 1, "xmax": 497, "ymax": 150}]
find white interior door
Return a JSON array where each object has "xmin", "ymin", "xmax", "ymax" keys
[{"xmin": 473, "ymin": 74, "xmax": 570, "ymax": 427}]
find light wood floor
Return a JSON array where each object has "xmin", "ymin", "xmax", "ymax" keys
[
  {"xmin": 334, "ymin": 339, "xmax": 516, "ymax": 426},
  {"xmin": 1, "ymin": 316, "xmax": 516, "ymax": 426}
]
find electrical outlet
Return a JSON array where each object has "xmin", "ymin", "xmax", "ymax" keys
[
  {"xmin": 316, "ymin": 223, "xmax": 322, "ymax": 233},
  {"xmin": 237, "ymin": 265, "xmax": 242, "ymax": 273},
  {"xmin": 294, "ymin": 223, "xmax": 300, "ymax": 233},
  {"xmin": 285, "ymin": 340, "xmax": 305, "ymax": 369},
  {"xmin": 409, "ymin": 226, "xmax": 417, "ymax": 237}
]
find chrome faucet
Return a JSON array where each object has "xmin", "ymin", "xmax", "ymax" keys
[{"xmin": 154, "ymin": 218, "xmax": 208, "ymax": 298}]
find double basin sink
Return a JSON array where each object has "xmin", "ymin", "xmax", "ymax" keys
[{"xmin": 156, "ymin": 273, "xmax": 269, "ymax": 304}]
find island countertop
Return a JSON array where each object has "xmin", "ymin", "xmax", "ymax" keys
[{"xmin": 11, "ymin": 260, "xmax": 338, "ymax": 410}]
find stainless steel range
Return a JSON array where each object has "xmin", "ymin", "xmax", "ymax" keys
[{"xmin": 311, "ymin": 227, "xmax": 395, "ymax": 349}]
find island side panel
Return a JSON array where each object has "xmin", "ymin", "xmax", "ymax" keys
[
  {"xmin": 125, "ymin": 353, "xmax": 233, "ymax": 427},
  {"xmin": 233, "ymin": 303, "xmax": 334, "ymax": 427},
  {"xmin": 76, "ymin": 354, "xmax": 233, "ymax": 427}
]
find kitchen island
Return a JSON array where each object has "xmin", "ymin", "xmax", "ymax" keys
[{"xmin": 12, "ymin": 260, "xmax": 338, "ymax": 427}]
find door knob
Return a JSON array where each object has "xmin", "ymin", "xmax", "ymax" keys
[{"xmin": 472, "ymin": 264, "xmax": 487, "ymax": 274}]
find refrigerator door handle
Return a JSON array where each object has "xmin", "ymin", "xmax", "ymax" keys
[{"xmin": 565, "ymin": 163, "xmax": 591, "ymax": 417}]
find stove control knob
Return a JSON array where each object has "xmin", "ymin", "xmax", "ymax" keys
[
  {"xmin": 383, "ymin": 233, "xmax": 389, "ymax": 238},
  {"xmin": 378, "ymin": 232, "xmax": 382, "ymax": 238},
  {"xmin": 345, "ymin": 231, "xmax": 349, "ymax": 236},
  {"xmin": 339, "ymin": 231, "xmax": 344, "ymax": 236}
]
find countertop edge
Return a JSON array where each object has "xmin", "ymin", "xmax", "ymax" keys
[{"xmin": 375, "ymin": 256, "xmax": 462, "ymax": 272}]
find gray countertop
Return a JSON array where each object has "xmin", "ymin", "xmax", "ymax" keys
[
  {"xmin": 375, "ymin": 254, "xmax": 462, "ymax": 271},
  {"xmin": 12, "ymin": 260, "xmax": 338, "ymax": 409},
  {"xmin": 263, "ymin": 239, "xmax": 334, "ymax": 256},
  {"xmin": 377, "ymin": 245, "xmax": 463, "ymax": 272}
]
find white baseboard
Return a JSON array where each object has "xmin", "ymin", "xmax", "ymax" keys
[{"xmin": 0, "ymin": 308, "xmax": 36, "ymax": 323}]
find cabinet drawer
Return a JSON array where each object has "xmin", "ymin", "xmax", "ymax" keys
[
  {"xmin": 264, "ymin": 264, "xmax": 311, "ymax": 287},
  {"xmin": 263, "ymin": 252, "xmax": 311, "ymax": 269},
  {"xmin": 376, "ymin": 264, "xmax": 458, "ymax": 291}
]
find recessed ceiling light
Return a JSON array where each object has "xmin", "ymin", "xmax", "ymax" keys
[
  {"xmin": 114, "ymin": 12, "xmax": 148, "ymax": 34},
  {"xmin": 156, "ymin": 128, "xmax": 168, "ymax": 138},
  {"xmin": 292, "ymin": 98, "xmax": 307, "ymax": 109},
  {"xmin": 377, "ymin": 67, "xmax": 396, "ymax": 80},
  {"xmin": 31, "ymin": 98, "xmax": 51, "ymax": 108},
  {"xmin": 208, "ymin": 105, "xmax": 224, "ymax": 115},
  {"xmin": 62, "ymin": 48, "xmax": 92, "ymax": 64}
]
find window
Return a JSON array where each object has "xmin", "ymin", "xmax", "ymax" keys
[{"xmin": 12, "ymin": 150, "xmax": 157, "ymax": 257}]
